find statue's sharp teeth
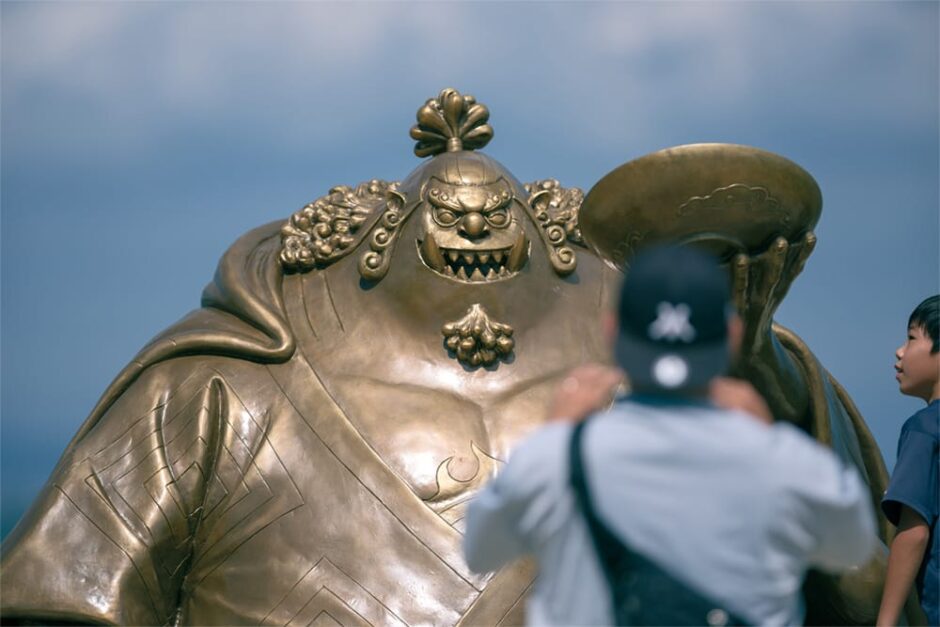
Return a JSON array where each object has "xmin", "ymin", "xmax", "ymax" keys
[
  {"xmin": 420, "ymin": 236, "xmax": 446, "ymax": 272},
  {"xmin": 456, "ymin": 266, "xmax": 468, "ymax": 280},
  {"xmin": 470, "ymin": 268, "xmax": 485, "ymax": 282},
  {"xmin": 507, "ymin": 232, "xmax": 528, "ymax": 272},
  {"xmin": 499, "ymin": 266, "xmax": 508, "ymax": 277},
  {"xmin": 478, "ymin": 252, "xmax": 490, "ymax": 264},
  {"xmin": 462, "ymin": 252, "xmax": 475, "ymax": 265},
  {"xmin": 448, "ymin": 250, "xmax": 460, "ymax": 263},
  {"xmin": 493, "ymin": 250, "xmax": 504, "ymax": 264},
  {"xmin": 444, "ymin": 265, "xmax": 455, "ymax": 276}
]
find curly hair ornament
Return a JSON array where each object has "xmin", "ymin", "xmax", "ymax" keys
[{"xmin": 410, "ymin": 88, "xmax": 493, "ymax": 157}]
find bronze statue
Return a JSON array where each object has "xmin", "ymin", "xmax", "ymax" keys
[{"xmin": 0, "ymin": 89, "xmax": 905, "ymax": 625}]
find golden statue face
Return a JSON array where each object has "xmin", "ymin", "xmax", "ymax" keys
[{"xmin": 417, "ymin": 175, "xmax": 529, "ymax": 283}]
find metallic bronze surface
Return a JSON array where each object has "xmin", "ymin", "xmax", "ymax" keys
[
  {"xmin": 442, "ymin": 304, "xmax": 515, "ymax": 367},
  {"xmin": 0, "ymin": 89, "xmax": 906, "ymax": 626},
  {"xmin": 580, "ymin": 143, "xmax": 822, "ymax": 266}
]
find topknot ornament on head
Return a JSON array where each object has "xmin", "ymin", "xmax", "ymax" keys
[{"xmin": 410, "ymin": 88, "xmax": 493, "ymax": 157}]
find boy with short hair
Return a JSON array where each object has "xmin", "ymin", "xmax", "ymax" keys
[{"xmin": 878, "ymin": 295, "xmax": 940, "ymax": 626}]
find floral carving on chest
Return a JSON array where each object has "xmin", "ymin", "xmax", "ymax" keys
[{"xmin": 442, "ymin": 304, "xmax": 514, "ymax": 368}]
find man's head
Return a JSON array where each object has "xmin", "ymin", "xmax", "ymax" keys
[
  {"xmin": 612, "ymin": 246, "xmax": 741, "ymax": 395},
  {"xmin": 895, "ymin": 295, "xmax": 939, "ymax": 403}
]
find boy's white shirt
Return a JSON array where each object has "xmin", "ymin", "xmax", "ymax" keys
[{"xmin": 463, "ymin": 400, "xmax": 877, "ymax": 626}]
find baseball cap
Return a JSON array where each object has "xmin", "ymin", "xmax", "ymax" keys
[{"xmin": 615, "ymin": 245, "xmax": 732, "ymax": 392}]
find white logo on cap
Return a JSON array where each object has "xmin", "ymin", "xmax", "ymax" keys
[
  {"xmin": 652, "ymin": 354, "xmax": 689, "ymax": 388},
  {"xmin": 648, "ymin": 302, "xmax": 696, "ymax": 343}
]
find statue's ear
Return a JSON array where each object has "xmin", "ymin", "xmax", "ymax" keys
[
  {"xmin": 386, "ymin": 189, "xmax": 407, "ymax": 210},
  {"xmin": 358, "ymin": 191, "xmax": 419, "ymax": 282},
  {"xmin": 519, "ymin": 179, "xmax": 585, "ymax": 277},
  {"xmin": 527, "ymin": 189, "xmax": 552, "ymax": 211}
]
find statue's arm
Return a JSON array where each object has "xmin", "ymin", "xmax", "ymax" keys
[
  {"xmin": 0, "ymin": 359, "xmax": 234, "ymax": 626},
  {"xmin": 718, "ymin": 236, "xmax": 922, "ymax": 624}
]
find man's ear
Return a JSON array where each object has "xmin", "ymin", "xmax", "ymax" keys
[
  {"xmin": 727, "ymin": 313, "xmax": 744, "ymax": 359},
  {"xmin": 603, "ymin": 310, "xmax": 618, "ymax": 345}
]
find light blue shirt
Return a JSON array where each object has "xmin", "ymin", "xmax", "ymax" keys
[{"xmin": 463, "ymin": 400, "xmax": 876, "ymax": 625}]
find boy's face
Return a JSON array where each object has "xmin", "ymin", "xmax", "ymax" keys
[{"xmin": 895, "ymin": 324, "xmax": 940, "ymax": 402}]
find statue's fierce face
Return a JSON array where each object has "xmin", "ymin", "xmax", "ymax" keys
[
  {"xmin": 417, "ymin": 176, "xmax": 529, "ymax": 282},
  {"xmin": 414, "ymin": 153, "xmax": 530, "ymax": 283}
]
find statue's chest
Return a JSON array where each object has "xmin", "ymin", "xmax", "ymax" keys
[{"xmin": 324, "ymin": 372, "xmax": 559, "ymax": 518}]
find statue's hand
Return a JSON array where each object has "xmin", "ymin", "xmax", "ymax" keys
[
  {"xmin": 728, "ymin": 232, "xmax": 816, "ymax": 425},
  {"xmin": 731, "ymin": 231, "xmax": 816, "ymax": 357}
]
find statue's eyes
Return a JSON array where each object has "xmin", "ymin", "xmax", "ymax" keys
[
  {"xmin": 486, "ymin": 208, "xmax": 509, "ymax": 227},
  {"xmin": 435, "ymin": 207, "xmax": 459, "ymax": 226}
]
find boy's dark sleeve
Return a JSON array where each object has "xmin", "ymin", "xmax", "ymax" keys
[{"xmin": 882, "ymin": 421, "xmax": 938, "ymax": 526}]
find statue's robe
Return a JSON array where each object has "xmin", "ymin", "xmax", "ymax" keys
[{"xmin": 0, "ymin": 223, "xmax": 895, "ymax": 626}]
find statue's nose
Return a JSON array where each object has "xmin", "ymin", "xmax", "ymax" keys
[{"xmin": 459, "ymin": 213, "xmax": 488, "ymax": 239}]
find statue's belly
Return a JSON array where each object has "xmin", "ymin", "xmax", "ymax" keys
[
  {"xmin": 327, "ymin": 374, "xmax": 558, "ymax": 514},
  {"xmin": 331, "ymin": 377, "xmax": 491, "ymax": 500},
  {"xmin": 180, "ymin": 353, "xmax": 558, "ymax": 625}
]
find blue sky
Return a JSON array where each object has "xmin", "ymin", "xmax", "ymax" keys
[{"xmin": 2, "ymin": 1, "xmax": 938, "ymax": 538}]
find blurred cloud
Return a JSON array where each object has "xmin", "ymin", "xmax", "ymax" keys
[{"xmin": 4, "ymin": 2, "xmax": 935, "ymax": 165}]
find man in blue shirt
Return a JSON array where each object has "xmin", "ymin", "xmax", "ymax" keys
[
  {"xmin": 464, "ymin": 246, "xmax": 876, "ymax": 625},
  {"xmin": 879, "ymin": 295, "xmax": 939, "ymax": 626}
]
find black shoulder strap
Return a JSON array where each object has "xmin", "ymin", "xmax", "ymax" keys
[
  {"xmin": 568, "ymin": 420, "xmax": 632, "ymax": 579},
  {"xmin": 567, "ymin": 419, "xmax": 749, "ymax": 627}
]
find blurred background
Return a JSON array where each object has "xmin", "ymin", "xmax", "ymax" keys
[{"xmin": 2, "ymin": 1, "xmax": 937, "ymax": 538}]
